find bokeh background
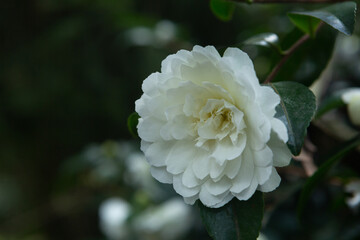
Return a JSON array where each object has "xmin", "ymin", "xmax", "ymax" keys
[{"xmin": 1, "ymin": 1, "xmax": 360, "ymax": 239}]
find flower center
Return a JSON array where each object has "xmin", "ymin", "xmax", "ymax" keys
[{"xmin": 194, "ymin": 99, "xmax": 246, "ymax": 147}]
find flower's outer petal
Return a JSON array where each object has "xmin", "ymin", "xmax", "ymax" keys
[
  {"xmin": 223, "ymin": 48, "xmax": 256, "ymax": 76},
  {"xmin": 166, "ymin": 141, "xmax": 196, "ymax": 175},
  {"xmin": 192, "ymin": 153, "xmax": 211, "ymax": 180},
  {"xmin": 268, "ymin": 132, "xmax": 292, "ymax": 167},
  {"xmin": 253, "ymin": 145, "xmax": 273, "ymax": 167},
  {"xmin": 258, "ymin": 86, "xmax": 280, "ymax": 118},
  {"xmin": 142, "ymin": 72, "xmax": 161, "ymax": 97},
  {"xmin": 182, "ymin": 165, "xmax": 201, "ymax": 188},
  {"xmin": 173, "ymin": 174, "xmax": 199, "ymax": 197},
  {"xmin": 255, "ymin": 166, "xmax": 272, "ymax": 185},
  {"xmin": 140, "ymin": 140, "xmax": 151, "ymax": 153},
  {"xmin": 222, "ymin": 48, "xmax": 258, "ymax": 98},
  {"xmin": 271, "ymin": 118, "xmax": 288, "ymax": 143},
  {"xmin": 135, "ymin": 97, "xmax": 150, "ymax": 118},
  {"xmin": 209, "ymin": 159, "xmax": 227, "ymax": 180},
  {"xmin": 145, "ymin": 141, "xmax": 173, "ymax": 167},
  {"xmin": 180, "ymin": 61, "xmax": 223, "ymax": 87},
  {"xmin": 244, "ymin": 103, "xmax": 269, "ymax": 150},
  {"xmin": 150, "ymin": 166, "xmax": 173, "ymax": 184},
  {"xmin": 205, "ymin": 178, "xmax": 231, "ymax": 196},
  {"xmin": 211, "ymin": 193, "xmax": 234, "ymax": 208},
  {"xmin": 257, "ymin": 167, "xmax": 281, "ymax": 192},
  {"xmin": 193, "ymin": 45, "xmax": 222, "ymax": 62},
  {"xmin": 145, "ymin": 94, "xmax": 169, "ymax": 120},
  {"xmin": 234, "ymin": 176, "xmax": 258, "ymax": 201},
  {"xmin": 199, "ymin": 186, "xmax": 231, "ymax": 208},
  {"xmin": 161, "ymin": 49, "xmax": 194, "ymax": 75},
  {"xmin": 224, "ymin": 157, "xmax": 242, "ymax": 179},
  {"xmin": 137, "ymin": 117, "xmax": 164, "ymax": 142},
  {"xmin": 183, "ymin": 195, "xmax": 199, "ymax": 205},
  {"xmin": 230, "ymin": 153, "xmax": 254, "ymax": 193}
]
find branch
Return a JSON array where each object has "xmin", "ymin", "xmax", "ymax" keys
[
  {"xmin": 233, "ymin": 0, "xmax": 347, "ymax": 3},
  {"xmin": 264, "ymin": 22, "xmax": 324, "ymax": 84}
]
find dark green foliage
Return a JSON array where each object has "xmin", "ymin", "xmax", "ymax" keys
[
  {"xmin": 270, "ymin": 82, "xmax": 317, "ymax": 155},
  {"xmin": 210, "ymin": 0, "xmax": 236, "ymax": 22},
  {"xmin": 288, "ymin": 2, "xmax": 357, "ymax": 36},
  {"xmin": 198, "ymin": 192, "xmax": 264, "ymax": 240},
  {"xmin": 297, "ymin": 135, "xmax": 360, "ymax": 220}
]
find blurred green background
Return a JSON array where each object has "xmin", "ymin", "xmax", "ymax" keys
[{"xmin": 1, "ymin": 0, "xmax": 360, "ymax": 239}]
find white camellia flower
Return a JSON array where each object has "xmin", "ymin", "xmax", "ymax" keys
[
  {"xmin": 133, "ymin": 198, "xmax": 192, "ymax": 240},
  {"xmin": 345, "ymin": 180, "xmax": 360, "ymax": 211},
  {"xmin": 135, "ymin": 45, "xmax": 292, "ymax": 208},
  {"xmin": 341, "ymin": 88, "xmax": 360, "ymax": 126},
  {"xmin": 99, "ymin": 198, "xmax": 131, "ymax": 240}
]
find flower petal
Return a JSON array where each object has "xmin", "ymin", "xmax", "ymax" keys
[
  {"xmin": 234, "ymin": 176, "xmax": 258, "ymax": 201},
  {"xmin": 209, "ymin": 159, "xmax": 227, "ymax": 181},
  {"xmin": 145, "ymin": 141, "xmax": 174, "ymax": 167},
  {"xmin": 150, "ymin": 166, "xmax": 173, "ymax": 184},
  {"xmin": 199, "ymin": 186, "xmax": 232, "ymax": 208},
  {"xmin": 182, "ymin": 165, "xmax": 202, "ymax": 188},
  {"xmin": 255, "ymin": 166, "xmax": 272, "ymax": 185},
  {"xmin": 212, "ymin": 135, "xmax": 246, "ymax": 165},
  {"xmin": 257, "ymin": 167, "xmax": 281, "ymax": 192},
  {"xmin": 137, "ymin": 117, "xmax": 164, "ymax": 142},
  {"xmin": 268, "ymin": 132, "xmax": 292, "ymax": 167},
  {"xmin": 230, "ymin": 153, "xmax": 254, "ymax": 193},
  {"xmin": 166, "ymin": 141, "xmax": 196, "ymax": 175},
  {"xmin": 183, "ymin": 195, "xmax": 199, "ymax": 205},
  {"xmin": 253, "ymin": 145, "xmax": 273, "ymax": 167},
  {"xmin": 224, "ymin": 158, "xmax": 242, "ymax": 179},
  {"xmin": 192, "ymin": 152, "xmax": 211, "ymax": 180},
  {"xmin": 173, "ymin": 174, "xmax": 199, "ymax": 197},
  {"xmin": 271, "ymin": 118, "xmax": 288, "ymax": 143},
  {"xmin": 204, "ymin": 178, "xmax": 231, "ymax": 196}
]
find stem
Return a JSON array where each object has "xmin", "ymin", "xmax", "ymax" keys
[
  {"xmin": 236, "ymin": 0, "xmax": 347, "ymax": 3},
  {"xmin": 264, "ymin": 22, "xmax": 324, "ymax": 84}
]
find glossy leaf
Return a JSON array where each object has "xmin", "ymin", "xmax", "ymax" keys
[
  {"xmin": 210, "ymin": 0, "xmax": 236, "ymax": 22},
  {"xmin": 287, "ymin": 14, "xmax": 320, "ymax": 37},
  {"xmin": 297, "ymin": 134, "xmax": 360, "ymax": 220},
  {"xmin": 243, "ymin": 33, "xmax": 282, "ymax": 54},
  {"xmin": 288, "ymin": 2, "xmax": 357, "ymax": 36},
  {"xmin": 198, "ymin": 192, "xmax": 264, "ymax": 240},
  {"xmin": 273, "ymin": 26, "xmax": 337, "ymax": 87},
  {"xmin": 270, "ymin": 82, "xmax": 317, "ymax": 156},
  {"xmin": 127, "ymin": 112, "xmax": 139, "ymax": 137}
]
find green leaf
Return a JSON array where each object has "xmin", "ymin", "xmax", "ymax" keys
[
  {"xmin": 198, "ymin": 192, "xmax": 264, "ymax": 240},
  {"xmin": 273, "ymin": 26, "xmax": 337, "ymax": 87},
  {"xmin": 297, "ymin": 134, "xmax": 360, "ymax": 220},
  {"xmin": 288, "ymin": 2, "xmax": 357, "ymax": 36},
  {"xmin": 243, "ymin": 33, "xmax": 282, "ymax": 54},
  {"xmin": 210, "ymin": 0, "xmax": 236, "ymax": 22},
  {"xmin": 315, "ymin": 90, "xmax": 347, "ymax": 119},
  {"xmin": 127, "ymin": 112, "xmax": 139, "ymax": 137},
  {"xmin": 270, "ymin": 82, "xmax": 317, "ymax": 156},
  {"xmin": 287, "ymin": 13, "xmax": 320, "ymax": 37}
]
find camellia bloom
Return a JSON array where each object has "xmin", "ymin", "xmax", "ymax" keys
[{"xmin": 135, "ymin": 46, "xmax": 292, "ymax": 208}]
